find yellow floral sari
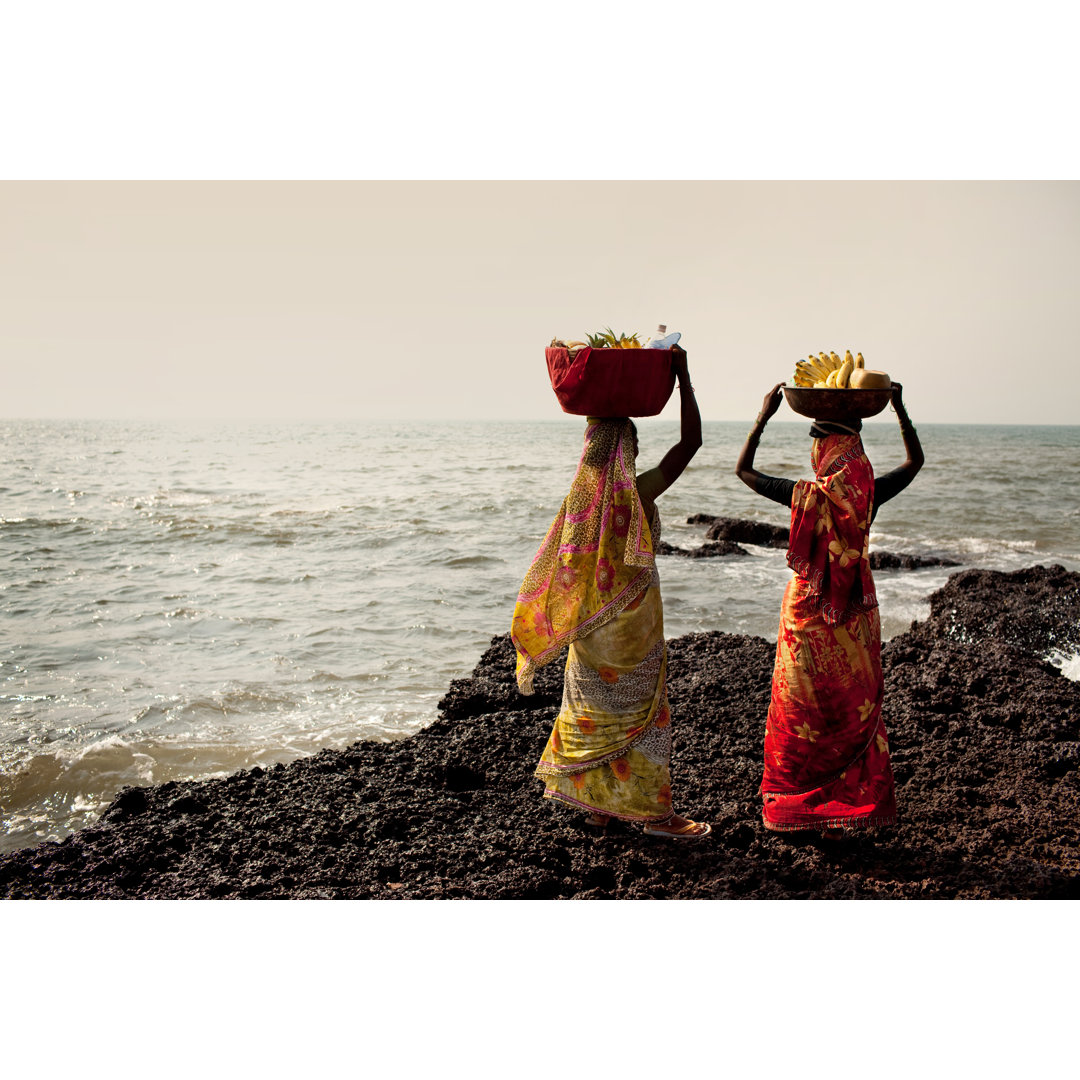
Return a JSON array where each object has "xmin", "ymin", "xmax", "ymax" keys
[{"xmin": 512, "ymin": 419, "xmax": 673, "ymax": 823}]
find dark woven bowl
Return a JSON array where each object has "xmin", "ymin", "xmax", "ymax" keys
[{"xmin": 783, "ymin": 385, "xmax": 892, "ymax": 422}]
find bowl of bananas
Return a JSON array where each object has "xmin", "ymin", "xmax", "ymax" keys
[{"xmin": 784, "ymin": 349, "xmax": 893, "ymax": 421}]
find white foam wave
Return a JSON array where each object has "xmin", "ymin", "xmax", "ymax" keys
[
  {"xmin": 52, "ymin": 736, "xmax": 157, "ymax": 782},
  {"xmin": 955, "ymin": 537, "xmax": 1038, "ymax": 555},
  {"xmin": 70, "ymin": 793, "xmax": 108, "ymax": 813},
  {"xmin": 1047, "ymin": 649, "xmax": 1080, "ymax": 682}
]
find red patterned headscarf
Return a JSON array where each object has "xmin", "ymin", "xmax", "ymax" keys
[
  {"xmin": 511, "ymin": 418, "xmax": 655, "ymax": 694},
  {"xmin": 787, "ymin": 433, "xmax": 877, "ymax": 624}
]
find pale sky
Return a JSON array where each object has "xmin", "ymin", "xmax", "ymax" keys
[{"xmin": 2, "ymin": 181, "xmax": 1077, "ymax": 425}]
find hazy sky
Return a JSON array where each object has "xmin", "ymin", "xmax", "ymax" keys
[{"xmin": 2, "ymin": 181, "xmax": 1077, "ymax": 424}]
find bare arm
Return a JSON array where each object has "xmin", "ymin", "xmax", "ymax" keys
[
  {"xmin": 890, "ymin": 382, "xmax": 924, "ymax": 475},
  {"xmin": 636, "ymin": 347, "xmax": 702, "ymax": 509},
  {"xmin": 736, "ymin": 384, "xmax": 785, "ymax": 491},
  {"xmin": 873, "ymin": 382, "xmax": 925, "ymax": 506}
]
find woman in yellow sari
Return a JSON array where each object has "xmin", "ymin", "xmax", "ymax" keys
[{"xmin": 512, "ymin": 349, "xmax": 710, "ymax": 838}]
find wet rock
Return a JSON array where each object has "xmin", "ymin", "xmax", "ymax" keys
[
  {"xmin": 691, "ymin": 516, "xmax": 790, "ymax": 548},
  {"xmin": 656, "ymin": 539, "xmax": 749, "ymax": 558},
  {"xmin": 100, "ymin": 785, "xmax": 150, "ymax": 822},
  {"xmin": 870, "ymin": 551, "xmax": 960, "ymax": 570},
  {"xmin": 925, "ymin": 565, "xmax": 1080, "ymax": 659},
  {"xmin": 2, "ymin": 565, "xmax": 1077, "ymax": 900}
]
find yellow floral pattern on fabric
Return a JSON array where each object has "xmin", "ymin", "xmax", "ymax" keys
[
  {"xmin": 535, "ymin": 530, "xmax": 673, "ymax": 823},
  {"xmin": 511, "ymin": 419, "xmax": 655, "ymax": 694}
]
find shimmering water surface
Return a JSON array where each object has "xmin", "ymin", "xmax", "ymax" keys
[{"xmin": 3, "ymin": 419, "xmax": 1079, "ymax": 851}]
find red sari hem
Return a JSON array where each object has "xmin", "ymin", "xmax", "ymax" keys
[{"xmin": 761, "ymin": 806, "xmax": 897, "ymax": 832}]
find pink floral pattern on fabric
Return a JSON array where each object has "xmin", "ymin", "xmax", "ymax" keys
[
  {"xmin": 595, "ymin": 558, "xmax": 615, "ymax": 592},
  {"xmin": 611, "ymin": 502, "xmax": 631, "ymax": 538}
]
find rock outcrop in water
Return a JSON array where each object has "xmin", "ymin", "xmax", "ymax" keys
[
  {"xmin": 683, "ymin": 515, "xmax": 960, "ymax": 569},
  {"xmin": 869, "ymin": 551, "xmax": 960, "ymax": 570},
  {"xmin": 690, "ymin": 514, "xmax": 790, "ymax": 548},
  {"xmin": 655, "ymin": 539, "xmax": 748, "ymax": 558},
  {"xmin": 1, "ymin": 565, "xmax": 1077, "ymax": 900}
]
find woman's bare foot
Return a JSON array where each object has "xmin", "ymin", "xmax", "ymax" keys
[{"xmin": 584, "ymin": 812, "xmax": 610, "ymax": 828}]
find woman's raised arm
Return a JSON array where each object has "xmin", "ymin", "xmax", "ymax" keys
[
  {"xmin": 636, "ymin": 347, "xmax": 702, "ymax": 505},
  {"xmin": 872, "ymin": 383, "xmax": 925, "ymax": 511},
  {"xmin": 889, "ymin": 383, "xmax": 924, "ymax": 476},
  {"xmin": 736, "ymin": 383, "xmax": 785, "ymax": 491}
]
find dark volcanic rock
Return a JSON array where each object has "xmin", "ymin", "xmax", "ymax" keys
[
  {"xmin": 2, "ymin": 566, "xmax": 1077, "ymax": 900},
  {"xmin": 925, "ymin": 564, "xmax": 1080, "ymax": 659},
  {"xmin": 871, "ymin": 551, "xmax": 960, "ymax": 570},
  {"xmin": 656, "ymin": 539, "xmax": 749, "ymax": 558},
  {"xmin": 437, "ymin": 635, "xmax": 565, "ymax": 721},
  {"xmin": 694, "ymin": 516, "xmax": 790, "ymax": 548}
]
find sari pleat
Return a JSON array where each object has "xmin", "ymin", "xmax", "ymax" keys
[{"xmin": 536, "ymin": 573, "xmax": 674, "ymax": 822}]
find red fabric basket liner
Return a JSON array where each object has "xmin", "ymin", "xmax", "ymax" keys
[{"xmin": 545, "ymin": 347, "xmax": 676, "ymax": 417}]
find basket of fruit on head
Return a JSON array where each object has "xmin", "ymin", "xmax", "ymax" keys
[
  {"xmin": 783, "ymin": 350, "xmax": 893, "ymax": 422},
  {"xmin": 546, "ymin": 327, "xmax": 679, "ymax": 417}
]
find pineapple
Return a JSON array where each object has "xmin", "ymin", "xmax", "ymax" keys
[{"xmin": 587, "ymin": 328, "xmax": 642, "ymax": 349}]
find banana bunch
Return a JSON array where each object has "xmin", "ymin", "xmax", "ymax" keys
[
  {"xmin": 792, "ymin": 349, "xmax": 865, "ymax": 388},
  {"xmin": 550, "ymin": 337, "xmax": 590, "ymax": 358}
]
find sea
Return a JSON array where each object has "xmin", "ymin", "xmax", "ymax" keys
[{"xmin": 3, "ymin": 418, "xmax": 1079, "ymax": 853}]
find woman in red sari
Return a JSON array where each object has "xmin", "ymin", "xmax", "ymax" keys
[{"xmin": 736, "ymin": 382, "xmax": 924, "ymax": 832}]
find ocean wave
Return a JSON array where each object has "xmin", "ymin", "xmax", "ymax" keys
[
  {"xmin": 955, "ymin": 537, "xmax": 1038, "ymax": 555},
  {"xmin": 1, "ymin": 515, "xmax": 93, "ymax": 531},
  {"xmin": 51, "ymin": 734, "xmax": 153, "ymax": 770},
  {"xmin": 1047, "ymin": 649, "xmax": 1080, "ymax": 682},
  {"xmin": 307, "ymin": 671, "xmax": 388, "ymax": 684},
  {"xmin": 70, "ymin": 793, "xmax": 109, "ymax": 814},
  {"xmin": 444, "ymin": 555, "xmax": 504, "ymax": 568}
]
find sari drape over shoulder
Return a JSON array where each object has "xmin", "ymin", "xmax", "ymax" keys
[
  {"xmin": 512, "ymin": 419, "xmax": 674, "ymax": 823},
  {"xmin": 761, "ymin": 433, "xmax": 897, "ymax": 831},
  {"xmin": 512, "ymin": 419, "xmax": 655, "ymax": 695}
]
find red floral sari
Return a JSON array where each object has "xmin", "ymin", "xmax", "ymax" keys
[{"xmin": 761, "ymin": 434, "xmax": 897, "ymax": 831}]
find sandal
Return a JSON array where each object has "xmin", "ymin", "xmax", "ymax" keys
[
  {"xmin": 642, "ymin": 819, "xmax": 711, "ymax": 840},
  {"xmin": 584, "ymin": 813, "xmax": 611, "ymax": 830}
]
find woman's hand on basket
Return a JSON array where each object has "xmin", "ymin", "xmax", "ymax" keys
[
  {"xmin": 670, "ymin": 344, "xmax": 689, "ymax": 380},
  {"xmin": 759, "ymin": 383, "xmax": 784, "ymax": 423},
  {"xmin": 890, "ymin": 382, "xmax": 905, "ymax": 411}
]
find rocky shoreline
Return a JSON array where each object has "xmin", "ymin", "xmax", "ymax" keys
[{"xmin": 2, "ymin": 564, "xmax": 1078, "ymax": 900}]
